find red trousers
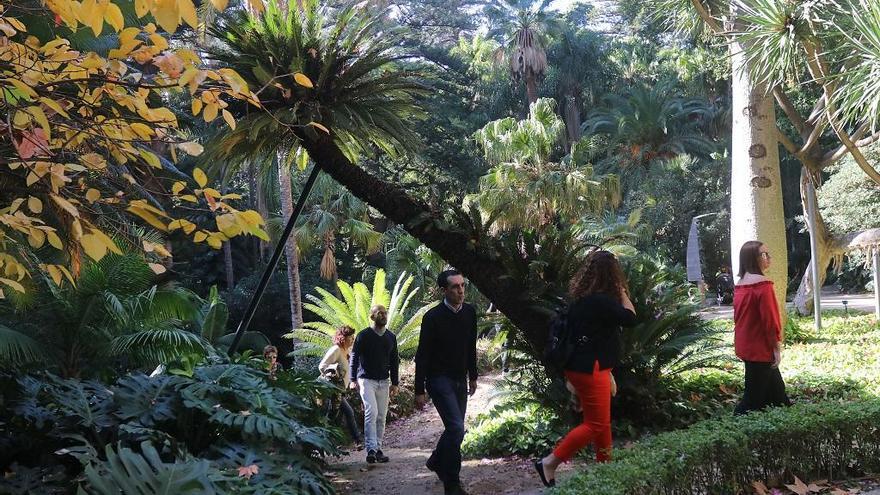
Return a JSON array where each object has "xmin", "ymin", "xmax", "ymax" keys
[{"xmin": 553, "ymin": 362, "xmax": 612, "ymax": 462}]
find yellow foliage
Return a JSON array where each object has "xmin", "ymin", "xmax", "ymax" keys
[{"xmin": 0, "ymin": 0, "xmax": 267, "ymax": 291}]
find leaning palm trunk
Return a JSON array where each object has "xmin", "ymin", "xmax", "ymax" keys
[
  {"xmin": 729, "ymin": 19, "xmax": 788, "ymax": 318},
  {"xmin": 278, "ymin": 158, "xmax": 304, "ymax": 330}
]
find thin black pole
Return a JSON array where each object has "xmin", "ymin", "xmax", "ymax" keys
[{"xmin": 227, "ymin": 165, "xmax": 322, "ymax": 356}]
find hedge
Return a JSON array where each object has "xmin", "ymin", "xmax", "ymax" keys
[{"xmin": 553, "ymin": 400, "xmax": 880, "ymax": 494}]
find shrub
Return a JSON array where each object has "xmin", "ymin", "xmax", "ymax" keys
[
  {"xmin": 462, "ymin": 401, "xmax": 563, "ymax": 458},
  {"xmin": 0, "ymin": 363, "xmax": 337, "ymax": 494},
  {"xmin": 554, "ymin": 400, "xmax": 880, "ymax": 495}
]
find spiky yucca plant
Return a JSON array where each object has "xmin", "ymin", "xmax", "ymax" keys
[{"xmin": 287, "ymin": 269, "xmax": 432, "ymax": 359}]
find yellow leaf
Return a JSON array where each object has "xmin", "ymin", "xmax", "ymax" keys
[
  {"xmin": 7, "ymin": 79, "xmax": 37, "ymax": 100},
  {"xmin": 179, "ymin": 0, "xmax": 198, "ymax": 28},
  {"xmin": 135, "ymin": 0, "xmax": 150, "ymax": 17},
  {"xmin": 0, "ymin": 278, "xmax": 25, "ymax": 293},
  {"xmin": 216, "ymin": 214, "xmax": 239, "ymax": 237},
  {"xmin": 51, "ymin": 194, "xmax": 80, "ymax": 218},
  {"xmin": 127, "ymin": 206, "xmax": 168, "ymax": 231},
  {"xmin": 191, "ymin": 98, "xmax": 203, "ymax": 115},
  {"xmin": 40, "ymin": 97, "xmax": 70, "ymax": 118},
  {"xmin": 5, "ymin": 17, "xmax": 27, "ymax": 33},
  {"xmin": 105, "ymin": 3, "xmax": 125, "ymax": 31},
  {"xmin": 172, "ymin": 181, "xmax": 186, "ymax": 195},
  {"xmin": 308, "ymin": 121, "xmax": 330, "ymax": 134},
  {"xmin": 203, "ymin": 103, "xmax": 218, "ymax": 123},
  {"xmin": 80, "ymin": 153, "xmax": 107, "ymax": 169},
  {"xmin": 202, "ymin": 188, "xmax": 222, "ymax": 198},
  {"xmin": 71, "ymin": 219, "xmax": 83, "ymax": 240},
  {"xmin": 293, "ymin": 73, "xmax": 314, "ymax": 88},
  {"xmin": 207, "ymin": 235, "xmax": 222, "ymax": 249},
  {"xmin": 222, "ymin": 109, "xmax": 236, "ymax": 130},
  {"xmin": 25, "ymin": 106, "xmax": 51, "ymax": 139},
  {"xmin": 130, "ymin": 123, "xmax": 154, "ymax": 139},
  {"xmin": 28, "ymin": 229, "xmax": 46, "ymax": 249},
  {"xmin": 178, "ymin": 194, "xmax": 198, "ymax": 203},
  {"xmin": 89, "ymin": 228, "xmax": 123, "ymax": 255},
  {"xmin": 28, "ymin": 196, "xmax": 43, "ymax": 213},
  {"xmin": 248, "ymin": 0, "xmax": 264, "ymax": 13},
  {"xmin": 139, "ymin": 149, "xmax": 162, "ymax": 168},
  {"xmin": 193, "ymin": 167, "xmax": 208, "ymax": 188},
  {"xmin": 210, "ymin": 0, "xmax": 229, "ymax": 9},
  {"xmin": 46, "ymin": 230, "xmax": 63, "ymax": 250},
  {"xmin": 178, "ymin": 142, "xmax": 203, "ymax": 156},
  {"xmin": 193, "ymin": 231, "xmax": 208, "ymax": 243},
  {"xmin": 149, "ymin": 263, "xmax": 167, "ymax": 274},
  {"xmin": 152, "ymin": 0, "xmax": 180, "ymax": 33},
  {"xmin": 80, "ymin": 234, "xmax": 108, "ymax": 261},
  {"xmin": 46, "ymin": 265, "xmax": 63, "ymax": 286},
  {"xmin": 86, "ymin": 188, "xmax": 101, "ymax": 203}
]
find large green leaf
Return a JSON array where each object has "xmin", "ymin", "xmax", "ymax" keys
[{"xmin": 83, "ymin": 442, "xmax": 216, "ymax": 495}]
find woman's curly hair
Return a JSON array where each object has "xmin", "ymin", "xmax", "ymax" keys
[
  {"xmin": 333, "ymin": 326, "xmax": 356, "ymax": 347},
  {"xmin": 569, "ymin": 249, "xmax": 628, "ymax": 303}
]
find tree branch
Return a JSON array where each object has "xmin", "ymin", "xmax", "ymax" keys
[
  {"xmin": 820, "ymin": 123, "xmax": 879, "ymax": 168},
  {"xmin": 803, "ymin": 41, "xmax": 880, "ymax": 184},
  {"xmin": 773, "ymin": 87, "xmax": 806, "ymax": 134},
  {"xmin": 776, "ymin": 126, "xmax": 799, "ymax": 156},
  {"xmin": 690, "ymin": 0, "xmax": 722, "ymax": 34}
]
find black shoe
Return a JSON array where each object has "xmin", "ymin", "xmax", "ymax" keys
[
  {"xmin": 375, "ymin": 449, "xmax": 389, "ymax": 463},
  {"xmin": 366, "ymin": 449, "xmax": 377, "ymax": 464},
  {"xmin": 444, "ymin": 483, "xmax": 469, "ymax": 495},
  {"xmin": 533, "ymin": 459, "xmax": 555, "ymax": 487}
]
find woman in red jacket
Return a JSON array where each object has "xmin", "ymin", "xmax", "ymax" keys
[{"xmin": 733, "ymin": 240, "xmax": 792, "ymax": 414}]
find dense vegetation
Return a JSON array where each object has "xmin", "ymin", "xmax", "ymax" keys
[{"xmin": 2, "ymin": 0, "xmax": 879, "ymax": 493}]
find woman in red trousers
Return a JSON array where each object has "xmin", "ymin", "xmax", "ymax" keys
[
  {"xmin": 534, "ymin": 250, "xmax": 636, "ymax": 487},
  {"xmin": 733, "ymin": 241, "xmax": 791, "ymax": 414}
]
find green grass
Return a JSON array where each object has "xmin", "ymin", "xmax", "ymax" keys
[{"xmin": 463, "ymin": 312, "xmax": 880, "ymax": 459}]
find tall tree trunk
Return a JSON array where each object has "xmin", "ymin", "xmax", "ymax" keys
[
  {"xmin": 525, "ymin": 75, "xmax": 538, "ymax": 107},
  {"xmin": 729, "ymin": 29, "xmax": 788, "ymax": 318},
  {"xmin": 223, "ymin": 241, "xmax": 235, "ymax": 289},
  {"xmin": 247, "ymin": 160, "xmax": 263, "ymax": 265},
  {"xmin": 256, "ymin": 166, "xmax": 270, "ymax": 263},
  {"xmin": 563, "ymin": 95, "xmax": 581, "ymax": 150},
  {"xmin": 278, "ymin": 158, "xmax": 303, "ymax": 330}
]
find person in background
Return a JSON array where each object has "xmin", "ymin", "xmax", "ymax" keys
[
  {"xmin": 318, "ymin": 326, "xmax": 364, "ymax": 448},
  {"xmin": 733, "ymin": 241, "xmax": 791, "ymax": 415},
  {"xmin": 534, "ymin": 250, "xmax": 636, "ymax": 488},
  {"xmin": 350, "ymin": 305, "xmax": 399, "ymax": 464},
  {"xmin": 415, "ymin": 269, "xmax": 478, "ymax": 495},
  {"xmin": 263, "ymin": 345, "xmax": 282, "ymax": 381}
]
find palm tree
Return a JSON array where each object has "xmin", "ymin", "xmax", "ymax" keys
[
  {"xmin": 292, "ymin": 173, "xmax": 383, "ymax": 283},
  {"xmin": 0, "ymin": 253, "xmax": 208, "ymax": 377},
  {"xmin": 471, "ymin": 98, "xmax": 621, "ymax": 232},
  {"xmin": 288, "ymin": 269, "xmax": 431, "ymax": 358},
  {"xmin": 581, "ymin": 84, "xmax": 716, "ymax": 170},
  {"xmin": 485, "ymin": 0, "xmax": 559, "ymax": 107},
  {"xmin": 205, "ymin": 0, "xmax": 424, "ymax": 331}
]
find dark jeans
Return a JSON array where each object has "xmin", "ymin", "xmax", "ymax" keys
[
  {"xmin": 326, "ymin": 396, "xmax": 363, "ymax": 443},
  {"xmin": 735, "ymin": 361, "xmax": 792, "ymax": 415},
  {"xmin": 426, "ymin": 376, "xmax": 468, "ymax": 486}
]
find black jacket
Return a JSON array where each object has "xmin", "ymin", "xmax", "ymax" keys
[
  {"xmin": 414, "ymin": 302, "xmax": 478, "ymax": 395},
  {"xmin": 564, "ymin": 294, "xmax": 637, "ymax": 373},
  {"xmin": 350, "ymin": 328, "xmax": 399, "ymax": 385}
]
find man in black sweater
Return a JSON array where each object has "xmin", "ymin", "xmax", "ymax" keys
[
  {"xmin": 415, "ymin": 270, "xmax": 478, "ymax": 495},
  {"xmin": 350, "ymin": 304, "xmax": 399, "ymax": 464}
]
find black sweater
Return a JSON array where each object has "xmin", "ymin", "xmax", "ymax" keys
[
  {"xmin": 350, "ymin": 327, "xmax": 399, "ymax": 385},
  {"xmin": 565, "ymin": 294, "xmax": 637, "ymax": 373},
  {"xmin": 414, "ymin": 302, "xmax": 478, "ymax": 395}
]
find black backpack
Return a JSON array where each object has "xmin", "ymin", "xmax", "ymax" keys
[{"xmin": 544, "ymin": 306, "xmax": 574, "ymax": 367}]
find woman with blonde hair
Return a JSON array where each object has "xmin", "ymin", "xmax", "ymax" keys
[
  {"xmin": 535, "ymin": 250, "xmax": 636, "ymax": 487},
  {"xmin": 319, "ymin": 326, "xmax": 364, "ymax": 447}
]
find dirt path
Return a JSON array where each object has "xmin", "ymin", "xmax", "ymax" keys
[{"xmin": 326, "ymin": 374, "xmax": 576, "ymax": 495}]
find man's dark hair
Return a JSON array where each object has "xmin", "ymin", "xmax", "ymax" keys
[{"xmin": 437, "ymin": 269, "xmax": 462, "ymax": 288}]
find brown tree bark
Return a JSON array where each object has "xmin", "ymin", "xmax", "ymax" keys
[
  {"xmin": 278, "ymin": 159, "xmax": 303, "ymax": 330},
  {"xmin": 297, "ymin": 131, "xmax": 551, "ymax": 350}
]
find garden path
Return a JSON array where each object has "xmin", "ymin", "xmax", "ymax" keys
[{"xmin": 326, "ymin": 373, "xmax": 576, "ymax": 495}]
